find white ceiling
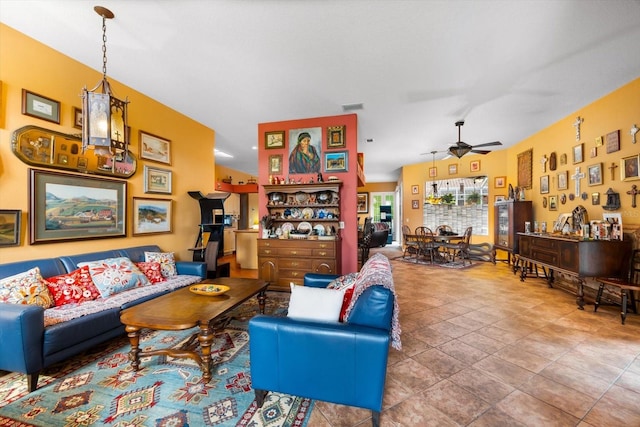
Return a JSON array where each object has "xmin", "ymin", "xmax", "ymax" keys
[{"xmin": 2, "ymin": 0, "xmax": 639, "ymax": 182}]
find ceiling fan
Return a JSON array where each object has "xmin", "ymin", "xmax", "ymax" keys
[{"xmin": 447, "ymin": 120, "xmax": 502, "ymax": 158}]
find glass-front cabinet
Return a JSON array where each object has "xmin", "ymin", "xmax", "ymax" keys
[{"xmin": 493, "ymin": 200, "xmax": 532, "ymax": 264}]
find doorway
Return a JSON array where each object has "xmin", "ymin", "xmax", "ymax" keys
[{"xmin": 370, "ymin": 192, "xmax": 397, "ymax": 243}]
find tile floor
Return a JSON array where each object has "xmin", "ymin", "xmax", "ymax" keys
[{"xmin": 228, "ymin": 246, "xmax": 640, "ymax": 426}]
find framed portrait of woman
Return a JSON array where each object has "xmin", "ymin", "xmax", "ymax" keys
[{"xmin": 288, "ymin": 127, "xmax": 322, "ymax": 174}]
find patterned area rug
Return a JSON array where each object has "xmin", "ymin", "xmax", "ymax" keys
[
  {"xmin": 393, "ymin": 255, "xmax": 478, "ymax": 269},
  {"xmin": 0, "ymin": 292, "xmax": 313, "ymax": 427}
]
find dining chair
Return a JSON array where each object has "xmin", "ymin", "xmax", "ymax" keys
[
  {"xmin": 435, "ymin": 224, "xmax": 454, "ymax": 236},
  {"xmin": 415, "ymin": 226, "xmax": 437, "ymax": 263},
  {"xmin": 442, "ymin": 226, "xmax": 473, "ymax": 265},
  {"xmin": 402, "ymin": 225, "xmax": 419, "ymax": 259},
  {"xmin": 594, "ymin": 249, "xmax": 640, "ymax": 324}
]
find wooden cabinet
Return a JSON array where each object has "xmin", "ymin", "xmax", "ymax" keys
[
  {"xmin": 494, "ymin": 200, "xmax": 532, "ymax": 262},
  {"xmin": 258, "ymin": 239, "xmax": 341, "ymax": 291},
  {"xmin": 260, "ymin": 181, "xmax": 343, "ymax": 291},
  {"xmin": 517, "ymin": 233, "xmax": 631, "ymax": 308}
]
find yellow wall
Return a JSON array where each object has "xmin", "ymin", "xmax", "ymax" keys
[
  {"xmin": 400, "ymin": 77, "xmax": 640, "ymax": 240},
  {"xmin": 0, "ymin": 24, "xmax": 217, "ymax": 263}
]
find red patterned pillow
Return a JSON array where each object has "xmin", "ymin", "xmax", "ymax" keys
[
  {"xmin": 45, "ymin": 266, "xmax": 101, "ymax": 306},
  {"xmin": 135, "ymin": 262, "xmax": 166, "ymax": 284},
  {"xmin": 340, "ymin": 286, "xmax": 355, "ymax": 322}
]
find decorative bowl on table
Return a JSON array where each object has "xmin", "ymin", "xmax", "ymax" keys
[{"xmin": 189, "ymin": 284, "xmax": 230, "ymax": 296}]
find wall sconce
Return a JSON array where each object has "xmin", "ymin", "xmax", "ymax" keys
[{"xmin": 82, "ymin": 6, "xmax": 129, "ymax": 158}]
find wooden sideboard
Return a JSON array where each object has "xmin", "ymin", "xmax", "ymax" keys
[
  {"xmin": 257, "ymin": 238, "xmax": 341, "ymax": 291},
  {"xmin": 517, "ymin": 233, "xmax": 632, "ymax": 309}
]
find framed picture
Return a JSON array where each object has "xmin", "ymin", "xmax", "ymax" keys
[
  {"xmin": 139, "ymin": 131, "xmax": 171, "ymax": 164},
  {"xmin": 595, "ymin": 136, "xmax": 603, "ymax": 147},
  {"xmin": 495, "ymin": 195, "xmax": 505, "ymax": 203},
  {"xmin": 592, "ymin": 192, "xmax": 600, "ymax": 205},
  {"xmin": 269, "ymin": 154, "xmax": 283, "ymax": 174},
  {"xmin": 557, "ymin": 171, "xmax": 568, "ymax": 190},
  {"xmin": 542, "ymin": 196, "xmax": 548, "ymax": 208},
  {"xmin": 590, "ymin": 147, "xmax": 597, "ymax": 158},
  {"xmin": 572, "ymin": 143, "xmax": 583, "ymax": 164},
  {"xmin": 540, "ymin": 175, "xmax": 549, "ymax": 194},
  {"xmin": 548, "ymin": 195, "xmax": 558, "ymax": 211},
  {"xmin": 77, "ymin": 157, "xmax": 88, "ymax": 170},
  {"xmin": 621, "ymin": 155, "xmax": 639, "ymax": 181},
  {"xmin": 470, "ymin": 160, "xmax": 481, "ymax": 172},
  {"xmin": 412, "ymin": 199, "xmax": 420, "ymax": 209},
  {"xmin": 0, "ymin": 210, "xmax": 21, "ymax": 246},
  {"xmin": 357, "ymin": 192, "xmax": 369, "ymax": 213},
  {"xmin": 289, "ymin": 127, "xmax": 322, "ymax": 174},
  {"xmin": 265, "ymin": 131, "xmax": 285, "ymax": 149},
  {"xmin": 606, "ymin": 130, "xmax": 620, "ymax": 154},
  {"xmin": 324, "ymin": 151, "xmax": 348, "ymax": 172},
  {"xmin": 429, "ymin": 167, "xmax": 437, "ymax": 178},
  {"xmin": 132, "ymin": 197, "xmax": 172, "ymax": 236},
  {"xmin": 518, "ymin": 149, "xmax": 533, "ymax": 189},
  {"xmin": 448, "ymin": 164, "xmax": 457, "ymax": 175},
  {"xmin": 411, "ymin": 185, "xmax": 419, "ymax": 195},
  {"xmin": 587, "ymin": 163, "xmax": 603, "ymax": 186},
  {"xmin": 144, "ymin": 165, "xmax": 172, "ymax": 194},
  {"xmin": 29, "ymin": 169, "xmax": 126, "ymax": 244},
  {"xmin": 327, "ymin": 125, "xmax": 346, "ymax": 148},
  {"xmin": 21, "ymin": 89, "xmax": 60, "ymax": 124},
  {"xmin": 494, "ymin": 176, "xmax": 506, "ymax": 188},
  {"xmin": 73, "ymin": 106, "xmax": 83, "ymax": 129}
]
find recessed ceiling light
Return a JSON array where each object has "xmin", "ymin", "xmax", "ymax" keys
[
  {"xmin": 252, "ymin": 146, "xmax": 257, "ymax": 150},
  {"xmin": 214, "ymin": 149, "xmax": 233, "ymax": 158}
]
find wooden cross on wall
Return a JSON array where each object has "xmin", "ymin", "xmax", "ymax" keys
[
  {"xmin": 609, "ymin": 162, "xmax": 618, "ymax": 180},
  {"xmin": 571, "ymin": 167, "xmax": 586, "ymax": 197},
  {"xmin": 631, "ymin": 124, "xmax": 639, "ymax": 144},
  {"xmin": 541, "ymin": 155, "xmax": 548, "ymax": 173},
  {"xmin": 628, "ymin": 185, "xmax": 639, "ymax": 208}
]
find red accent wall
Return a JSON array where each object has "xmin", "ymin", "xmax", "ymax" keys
[{"xmin": 258, "ymin": 114, "xmax": 359, "ymax": 273}]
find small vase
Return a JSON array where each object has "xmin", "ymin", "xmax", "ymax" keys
[{"xmin": 262, "ymin": 229, "xmax": 270, "ymax": 239}]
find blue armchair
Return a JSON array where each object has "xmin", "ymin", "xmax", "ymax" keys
[{"xmin": 249, "ymin": 272, "xmax": 396, "ymax": 427}]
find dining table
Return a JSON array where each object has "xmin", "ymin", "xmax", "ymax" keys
[{"xmin": 405, "ymin": 233, "xmax": 461, "ymax": 264}]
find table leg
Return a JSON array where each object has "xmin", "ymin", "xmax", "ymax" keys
[
  {"xmin": 125, "ymin": 325, "xmax": 142, "ymax": 371},
  {"xmin": 197, "ymin": 323, "xmax": 214, "ymax": 382},
  {"xmin": 576, "ymin": 278, "xmax": 585, "ymax": 310},
  {"xmin": 257, "ymin": 290, "xmax": 267, "ymax": 314}
]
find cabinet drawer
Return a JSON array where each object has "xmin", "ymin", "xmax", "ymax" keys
[
  {"xmin": 278, "ymin": 269, "xmax": 307, "ymax": 280},
  {"xmin": 312, "ymin": 260, "xmax": 336, "ymax": 274},
  {"xmin": 312, "ymin": 248, "xmax": 335, "ymax": 258},
  {"xmin": 279, "ymin": 248, "xmax": 314, "ymax": 257},
  {"xmin": 531, "ymin": 238, "xmax": 559, "ymax": 251},
  {"xmin": 531, "ymin": 249, "xmax": 559, "ymax": 265},
  {"xmin": 278, "ymin": 259, "xmax": 312, "ymax": 269}
]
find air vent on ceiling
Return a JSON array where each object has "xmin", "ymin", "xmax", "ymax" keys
[{"xmin": 342, "ymin": 103, "xmax": 364, "ymax": 111}]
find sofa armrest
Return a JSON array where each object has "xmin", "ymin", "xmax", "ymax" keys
[
  {"xmin": 249, "ymin": 315, "xmax": 389, "ymax": 412},
  {"xmin": 0, "ymin": 303, "xmax": 44, "ymax": 374},
  {"xmin": 303, "ymin": 273, "xmax": 340, "ymax": 288},
  {"xmin": 176, "ymin": 261, "xmax": 206, "ymax": 279}
]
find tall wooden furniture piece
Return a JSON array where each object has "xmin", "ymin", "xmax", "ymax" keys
[
  {"xmin": 494, "ymin": 200, "xmax": 532, "ymax": 265},
  {"xmin": 517, "ymin": 233, "xmax": 632, "ymax": 310},
  {"xmin": 259, "ymin": 181, "xmax": 342, "ymax": 291},
  {"xmin": 595, "ymin": 249, "xmax": 640, "ymax": 324},
  {"xmin": 187, "ymin": 191, "xmax": 226, "ymax": 263}
]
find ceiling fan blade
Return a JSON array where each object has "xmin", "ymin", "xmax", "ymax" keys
[
  {"xmin": 471, "ymin": 149, "xmax": 492, "ymax": 155},
  {"xmin": 472, "ymin": 141, "xmax": 502, "ymax": 148}
]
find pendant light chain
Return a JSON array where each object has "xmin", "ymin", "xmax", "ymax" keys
[{"xmin": 101, "ymin": 15, "xmax": 108, "ymax": 81}]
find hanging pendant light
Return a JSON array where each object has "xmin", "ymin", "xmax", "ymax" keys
[
  {"xmin": 82, "ymin": 6, "xmax": 129, "ymax": 158},
  {"xmin": 430, "ymin": 151, "xmax": 438, "ymax": 196}
]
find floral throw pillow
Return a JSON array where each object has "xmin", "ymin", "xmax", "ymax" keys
[
  {"xmin": 0, "ymin": 266, "xmax": 54, "ymax": 308},
  {"xmin": 144, "ymin": 252, "xmax": 177, "ymax": 278},
  {"xmin": 45, "ymin": 266, "xmax": 102, "ymax": 307},
  {"xmin": 135, "ymin": 262, "xmax": 166, "ymax": 284},
  {"xmin": 79, "ymin": 257, "xmax": 149, "ymax": 298},
  {"xmin": 327, "ymin": 272, "xmax": 358, "ymax": 322}
]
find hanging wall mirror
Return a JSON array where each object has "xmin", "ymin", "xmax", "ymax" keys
[{"xmin": 11, "ymin": 125, "xmax": 137, "ymax": 178}]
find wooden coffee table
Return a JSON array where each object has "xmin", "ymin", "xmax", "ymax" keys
[{"xmin": 120, "ymin": 277, "xmax": 268, "ymax": 382}]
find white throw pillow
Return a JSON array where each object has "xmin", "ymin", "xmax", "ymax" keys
[{"xmin": 287, "ymin": 283, "xmax": 345, "ymax": 323}]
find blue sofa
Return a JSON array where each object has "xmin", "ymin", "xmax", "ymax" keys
[
  {"xmin": 0, "ymin": 245, "xmax": 206, "ymax": 392},
  {"xmin": 249, "ymin": 271, "xmax": 395, "ymax": 427}
]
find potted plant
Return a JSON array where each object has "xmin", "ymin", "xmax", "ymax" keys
[
  {"xmin": 441, "ymin": 193, "xmax": 455, "ymax": 204},
  {"xmin": 467, "ymin": 191, "xmax": 481, "ymax": 205}
]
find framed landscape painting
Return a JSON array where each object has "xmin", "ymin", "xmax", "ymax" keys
[
  {"xmin": 29, "ymin": 169, "xmax": 126, "ymax": 244},
  {"xmin": 0, "ymin": 210, "xmax": 21, "ymax": 246},
  {"xmin": 132, "ymin": 197, "xmax": 172, "ymax": 236}
]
